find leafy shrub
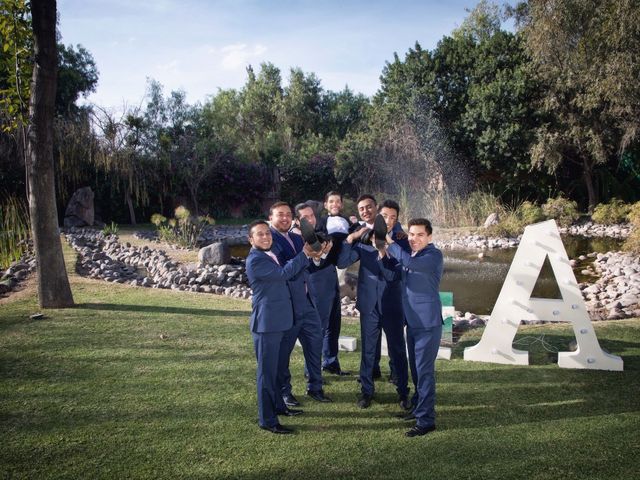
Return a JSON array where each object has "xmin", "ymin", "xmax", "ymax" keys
[
  {"xmin": 151, "ymin": 207, "xmax": 215, "ymax": 248},
  {"xmin": 591, "ymin": 198, "xmax": 630, "ymax": 225},
  {"xmin": 483, "ymin": 200, "xmax": 544, "ymax": 237},
  {"xmin": 199, "ymin": 157, "xmax": 269, "ymax": 216},
  {"xmin": 517, "ymin": 201, "xmax": 545, "ymax": 225},
  {"xmin": 279, "ymin": 153, "xmax": 338, "ymax": 205},
  {"xmin": 484, "ymin": 208, "xmax": 523, "ymax": 237},
  {"xmin": 102, "ymin": 221, "xmax": 119, "ymax": 236},
  {"xmin": 623, "ymin": 201, "xmax": 640, "ymax": 254},
  {"xmin": 627, "ymin": 201, "xmax": 640, "ymax": 225},
  {"xmin": 542, "ymin": 196, "xmax": 579, "ymax": 227}
]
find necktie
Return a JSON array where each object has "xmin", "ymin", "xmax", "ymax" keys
[
  {"xmin": 283, "ymin": 232, "xmax": 297, "ymax": 252},
  {"xmin": 266, "ymin": 251, "xmax": 280, "ymax": 265}
]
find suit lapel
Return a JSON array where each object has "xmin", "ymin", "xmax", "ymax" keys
[{"xmin": 272, "ymin": 229, "xmax": 297, "ymax": 256}]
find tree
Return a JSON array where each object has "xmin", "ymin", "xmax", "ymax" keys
[
  {"xmin": 0, "ymin": 0, "xmax": 32, "ymax": 133},
  {"xmin": 26, "ymin": 0, "xmax": 73, "ymax": 307},
  {"xmin": 520, "ymin": 0, "xmax": 640, "ymax": 210},
  {"xmin": 283, "ymin": 67, "xmax": 322, "ymax": 139},
  {"xmin": 238, "ymin": 62, "xmax": 285, "ymax": 165},
  {"xmin": 461, "ymin": 30, "xmax": 545, "ymax": 195},
  {"xmin": 319, "ymin": 86, "xmax": 370, "ymax": 141},
  {"xmin": 374, "ymin": 1, "xmax": 553, "ymax": 201},
  {"xmin": 171, "ymin": 107, "xmax": 223, "ymax": 214},
  {"xmin": 55, "ymin": 43, "xmax": 98, "ymax": 117},
  {"xmin": 90, "ymin": 105, "xmax": 156, "ymax": 225}
]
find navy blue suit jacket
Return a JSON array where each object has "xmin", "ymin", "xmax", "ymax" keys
[
  {"xmin": 246, "ymin": 247, "xmax": 310, "ymax": 333},
  {"xmin": 387, "ymin": 242, "xmax": 444, "ymax": 329},
  {"xmin": 337, "ymin": 240, "xmax": 393, "ymax": 316},
  {"xmin": 270, "ymin": 228, "xmax": 315, "ymax": 317}
]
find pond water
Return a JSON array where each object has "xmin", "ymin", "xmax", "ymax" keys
[
  {"xmin": 231, "ymin": 236, "xmax": 623, "ymax": 315},
  {"xmin": 440, "ymin": 236, "xmax": 623, "ymax": 314}
]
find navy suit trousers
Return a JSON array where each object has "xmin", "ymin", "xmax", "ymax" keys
[
  {"xmin": 407, "ymin": 324, "xmax": 442, "ymax": 428},
  {"xmin": 278, "ymin": 297, "xmax": 324, "ymax": 395},
  {"xmin": 320, "ymin": 284, "xmax": 342, "ymax": 368},
  {"xmin": 253, "ymin": 331, "xmax": 285, "ymax": 428},
  {"xmin": 359, "ymin": 308, "xmax": 409, "ymax": 398}
]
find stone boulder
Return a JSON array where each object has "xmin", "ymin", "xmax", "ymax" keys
[
  {"xmin": 64, "ymin": 187, "xmax": 95, "ymax": 227},
  {"xmin": 198, "ymin": 242, "xmax": 231, "ymax": 266}
]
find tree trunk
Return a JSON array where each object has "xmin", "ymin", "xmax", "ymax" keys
[
  {"xmin": 582, "ymin": 157, "xmax": 598, "ymax": 213},
  {"xmin": 26, "ymin": 0, "xmax": 74, "ymax": 308},
  {"xmin": 189, "ymin": 186, "xmax": 199, "ymax": 215},
  {"xmin": 125, "ymin": 190, "xmax": 137, "ymax": 225}
]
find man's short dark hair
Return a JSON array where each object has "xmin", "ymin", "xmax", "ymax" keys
[
  {"xmin": 408, "ymin": 218, "xmax": 433, "ymax": 235},
  {"xmin": 379, "ymin": 199, "xmax": 400, "ymax": 215},
  {"xmin": 356, "ymin": 194, "xmax": 376, "ymax": 205},
  {"xmin": 325, "ymin": 191, "xmax": 343, "ymax": 202},
  {"xmin": 269, "ymin": 201, "xmax": 292, "ymax": 216},
  {"xmin": 248, "ymin": 219, "xmax": 269, "ymax": 237},
  {"xmin": 294, "ymin": 202, "xmax": 313, "ymax": 218}
]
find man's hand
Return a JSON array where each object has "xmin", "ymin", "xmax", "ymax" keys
[
  {"xmin": 395, "ymin": 230, "xmax": 407, "ymax": 240},
  {"xmin": 321, "ymin": 240, "xmax": 333, "ymax": 255},
  {"xmin": 346, "ymin": 227, "xmax": 368, "ymax": 244},
  {"xmin": 303, "ymin": 242, "xmax": 317, "ymax": 258},
  {"xmin": 386, "ymin": 232, "xmax": 395, "ymax": 245}
]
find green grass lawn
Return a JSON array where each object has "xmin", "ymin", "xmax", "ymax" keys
[{"xmin": 1, "ymin": 248, "xmax": 639, "ymax": 479}]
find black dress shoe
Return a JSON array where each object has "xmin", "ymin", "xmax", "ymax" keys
[
  {"xmin": 323, "ymin": 364, "xmax": 350, "ymax": 376},
  {"xmin": 306, "ymin": 389, "xmax": 332, "ymax": 402},
  {"xmin": 357, "ymin": 394, "xmax": 372, "ymax": 409},
  {"xmin": 283, "ymin": 393, "xmax": 300, "ymax": 407},
  {"xmin": 372, "ymin": 369, "xmax": 382, "ymax": 379},
  {"xmin": 260, "ymin": 423, "xmax": 294, "ymax": 434},
  {"xmin": 276, "ymin": 408, "xmax": 304, "ymax": 417},
  {"xmin": 299, "ymin": 217, "xmax": 322, "ymax": 251},
  {"xmin": 405, "ymin": 424, "xmax": 436, "ymax": 437},
  {"xmin": 399, "ymin": 397, "xmax": 412, "ymax": 411},
  {"xmin": 401, "ymin": 411, "xmax": 416, "ymax": 421},
  {"xmin": 373, "ymin": 214, "xmax": 388, "ymax": 250}
]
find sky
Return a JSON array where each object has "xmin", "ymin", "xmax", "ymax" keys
[{"xmin": 57, "ymin": 0, "xmax": 509, "ymax": 110}]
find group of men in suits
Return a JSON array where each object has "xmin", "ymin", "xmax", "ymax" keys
[{"xmin": 245, "ymin": 192, "xmax": 444, "ymax": 437}]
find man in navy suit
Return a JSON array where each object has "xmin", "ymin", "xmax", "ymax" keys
[
  {"xmin": 377, "ymin": 200, "xmax": 411, "ymax": 409},
  {"xmin": 245, "ymin": 220, "xmax": 315, "ymax": 434},
  {"xmin": 385, "ymin": 218, "xmax": 443, "ymax": 437},
  {"xmin": 337, "ymin": 196, "xmax": 410, "ymax": 409},
  {"xmin": 297, "ymin": 195, "xmax": 350, "ymax": 376},
  {"xmin": 269, "ymin": 201, "xmax": 332, "ymax": 407}
]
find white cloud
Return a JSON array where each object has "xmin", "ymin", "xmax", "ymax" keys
[
  {"xmin": 220, "ymin": 43, "xmax": 268, "ymax": 70},
  {"xmin": 155, "ymin": 59, "xmax": 180, "ymax": 73}
]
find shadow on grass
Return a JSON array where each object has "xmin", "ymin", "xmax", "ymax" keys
[
  {"xmin": 77, "ymin": 302, "xmax": 248, "ymax": 318},
  {"xmin": 454, "ymin": 334, "xmax": 640, "ymax": 370}
]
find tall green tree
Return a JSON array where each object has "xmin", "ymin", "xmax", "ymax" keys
[
  {"xmin": 238, "ymin": 63, "xmax": 285, "ymax": 165},
  {"xmin": 520, "ymin": 0, "xmax": 640, "ymax": 210},
  {"xmin": 283, "ymin": 67, "xmax": 322, "ymax": 139},
  {"xmin": 55, "ymin": 43, "xmax": 98, "ymax": 117}
]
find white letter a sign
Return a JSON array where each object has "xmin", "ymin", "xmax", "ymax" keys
[{"xmin": 464, "ymin": 220, "xmax": 623, "ymax": 371}]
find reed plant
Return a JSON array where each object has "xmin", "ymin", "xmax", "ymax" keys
[
  {"xmin": 399, "ymin": 188, "xmax": 501, "ymax": 228},
  {"xmin": 0, "ymin": 196, "xmax": 30, "ymax": 270}
]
